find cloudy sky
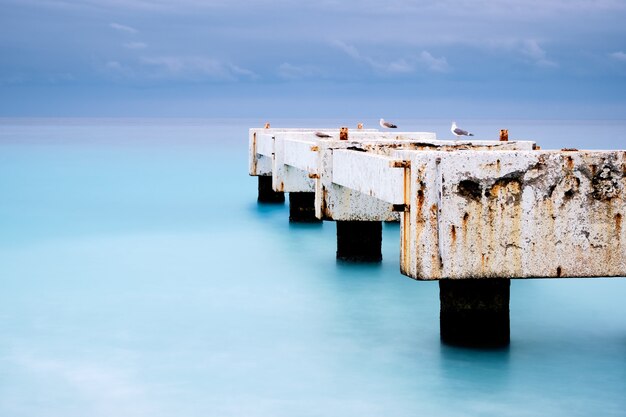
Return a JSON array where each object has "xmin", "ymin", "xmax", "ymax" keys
[{"xmin": 1, "ymin": 0, "xmax": 625, "ymax": 117}]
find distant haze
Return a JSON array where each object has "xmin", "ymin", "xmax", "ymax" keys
[{"xmin": 1, "ymin": 0, "xmax": 625, "ymax": 118}]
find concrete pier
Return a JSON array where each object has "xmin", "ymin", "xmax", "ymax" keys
[
  {"xmin": 439, "ymin": 279, "xmax": 510, "ymax": 347},
  {"xmin": 289, "ymin": 192, "xmax": 320, "ymax": 222},
  {"xmin": 248, "ymin": 126, "xmax": 626, "ymax": 345},
  {"xmin": 336, "ymin": 221, "xmax": 382, "ymax": 262},
  {"xmin": 257, "ymin": 176, "xmax": 284, "ymax": 203}
]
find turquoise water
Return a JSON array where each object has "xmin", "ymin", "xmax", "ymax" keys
[{"xmin": 1, "ymin": 118, "xmax": 625, "ymax": 417}]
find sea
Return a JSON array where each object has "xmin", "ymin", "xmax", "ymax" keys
[{"xmin": 1, "ymin": 118, "xmax": 625, "ymax": 417}]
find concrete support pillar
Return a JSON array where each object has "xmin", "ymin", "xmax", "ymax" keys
[
  {"xmin": 257, "ymin": 176, "xmax": 284, "ymax": 203},
  {"xmin": 336, "ymin": 221, "xmax": 383, "ymax": 262},
  {"xmin": 289, "ymin": 192, "xmax": 320, "ymax": 222},
  {"xmin": 439, "ymin": 279, "xmax": 510, "ymax": 347}
]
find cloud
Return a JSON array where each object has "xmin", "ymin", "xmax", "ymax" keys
[
  {"xmin": 14, "ymin": 0, "xmax": 626, "ymax": 15},
  {"xmin": 102, "ymin": 60, "xmax": 134, "ymax": 78},
  {"xmin": 520, "ymin": 40, "xmax": 558, "ymax": 68},
  {"xmin": 277, "ymin": 62, "xmax": 322, "ymax": 80},
  {"xmin": 141, "ymin": 56, "xmax": 223, "ymax": 77},
  {"xmin": 105, "ymin": 61, "xmax": 122, "ymax": 70},
  {"xmin": 229, "ymin": 64, "xmax": 258, "ymax": 79},
  {"xmin": 333, "ymin": 41, "xmax": 362, "ymax": 60},
  {"xmin": 609, "ymin": 51, "xmax": 626, "ymax": 62},
  {"xmin": 110, "ymin": 22, "xmax": 138, "ymax": 34},
  {"xmin": 418, "ymin": 51, "xmax": 450, "ymax": 73},
  {"xmin": 139, "ymin": 56, "xmax": 257, "ymax": 81},
  {"xmin": 0, "ymin": 73, "xmax": 29, "ymax": 85},
  {"xmin": 123, "ymin": 42, "xmax": 147, "ymax": 49},
  {"xmin": 101, "ymin": 56, "xmax": 257, "ymax": 81},
  {"xmin": 46, "ymin": 72, "xmax": 76, "ymax": 82},
  {"xmin": 333, "ymin": 41, "xmax": 450, "ymax": 74},
  {"xmin": 332, "ymin": 40, "xmax": 389, "ymax": 72}
]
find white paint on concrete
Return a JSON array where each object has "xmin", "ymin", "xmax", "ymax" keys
[
  {"xmin": 272, "ymin": 135, "xmax": 315, "ymax": 192},
  {"xmin": 256, "ymin": 133, "xmax": 274, "ymax": 157},
  {"xmin": 332, "ymin": 150, "xmax": 405, "ymax": 205},
  {"xmin": 248, "ymin": 128, "xmax": 356, "ymax": 176},
  {"xmin": 283, "ymin": 138, "xmax": 318, "ymax": 173},
  {"xmin": 399, "ymin": 150, "xmax": 626, "ymax": 280}
]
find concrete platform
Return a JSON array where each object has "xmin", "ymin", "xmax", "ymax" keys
[{"xmin": 397, "ymin": 149, "xmax": 626, "ymax": 279}]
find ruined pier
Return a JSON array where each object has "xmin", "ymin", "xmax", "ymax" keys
[{"xmin": 249, "ymin": 126, "xmax": 626, "ymax": 346}]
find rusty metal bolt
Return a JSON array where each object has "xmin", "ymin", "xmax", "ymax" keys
[
  {"xmin": 264, "ymin": 122, "xmax": 270, "ymax": 129},
  {"xmin": 340, "ymin": 127, "xmax": 349, "ymax": 141},
  {"xmin": 357, "ymin": 123, "xmax": 363, "ymax": 129},
  {"xmin": 499, "ymin": 129, "xmax": 508, "ymax": 142}
]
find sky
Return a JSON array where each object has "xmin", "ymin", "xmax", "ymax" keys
[{"xmin": 1, "ymin": 0, "xmax": 626, "ymax": 118}]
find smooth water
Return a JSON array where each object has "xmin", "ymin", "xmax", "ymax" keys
[{"xmin": 1, "ymin": 118, "xmax": 625, "ymax": 417}]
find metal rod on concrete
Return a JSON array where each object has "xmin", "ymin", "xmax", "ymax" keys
[{"xmin": 339, "ymin": 127, "xmax": 349, "ymax": 141}]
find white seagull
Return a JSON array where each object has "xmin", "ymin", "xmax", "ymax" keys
[
  {"xmin": 379, "ymin": 118, "xmax": 397, "ymax": 129},
  {"xmin": 451, "ymin": 121, "xmax": 473, "ymax": 137}
]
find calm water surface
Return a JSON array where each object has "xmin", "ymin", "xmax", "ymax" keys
[{"xmin": 1, "ymin": 118, "xmax": 625, "ymax": 417}]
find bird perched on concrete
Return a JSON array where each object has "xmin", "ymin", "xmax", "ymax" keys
[
  {"xmin": 379, "ymin": 118, "xmax": 397, "ymax": 129},
  {"xmin": 451, "ymin": 121, "xmax": 473, "ymax": 137},
  {"xmin": 315, "ymin": 131, "xmax": 332, "ymax": 138}
]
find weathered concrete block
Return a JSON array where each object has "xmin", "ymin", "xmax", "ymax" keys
[
  {"xmin": 332, "ymin": 150, "xmax": 405, "ymax": 205},
  {"xmin": 399, "ymin": 150, "xmax": 626, "ymax": 279},
  {"xmin": 251, "ymin": 129, "xmax": 540, "ymax": 229},
  {"xmin": 315, "ymin": 136, "xmax": 438, "ymax": 222},
  {"xmin": 317, "ymin": 137, "xmax": 536, "ymax": 222},
  {"xmin": 273, "ymin": 135, "xmax": 317, "ymax": 193},
  {"xmin": 248, "ymin": 129, "xmax": 273, "ymax": 176},
  {"xmin": 249, "ymin": 128, "xmax": 350, "ymax": 177}
]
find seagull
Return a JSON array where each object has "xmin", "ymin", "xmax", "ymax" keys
[
  {"xmin": 379, "ymin": 118, "xmax": 397, "ymax": 129},
  {"xmin": 451, "ymin": 121, "xmax": 473, "ymax": 137},
  {"xmin": 315, "ymin": 131, "xmax": 332, "ymax": 138}
]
